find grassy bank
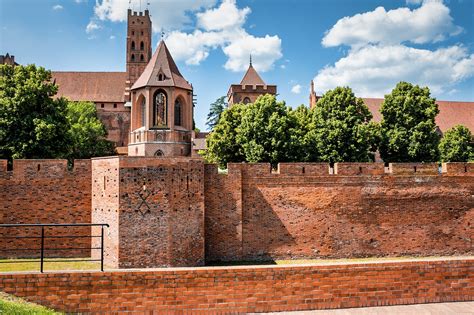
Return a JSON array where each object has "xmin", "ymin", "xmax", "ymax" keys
[{"xmin": 0, "ymin": 292, "xmax": 61, "ymax": 314}]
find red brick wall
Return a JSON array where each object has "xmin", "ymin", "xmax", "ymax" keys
[
  {"xmin": 0, "ymin": 258, "xmax": 471, "ymax": 313},
  {"xmin": 205, "ymin": 162, "xmax": 474, "ymax": 262},
  {"xmin": 91, "ymin": 157, "xmax": 205, "ymax": 268},
  {"xmin": 0, "ymin": 159, "xmax": 92, "ymax": 258}
]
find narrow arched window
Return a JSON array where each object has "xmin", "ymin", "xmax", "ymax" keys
[
  {"xmin": 155, "ymin": 150, "xmax": 164, "ymax": 157},
  {"xmin": 153, "ymin": 90, "xmax": 167, "ymax": 127},
  {"xmin": 140, "ymin": 41, "xmax": 144, "ymax": 50},
  {"xmin": 131, "ymin": 41, "xmax": 135, "ymax": 50},
  {"xmin": 174, "ymin": 99, "xmax": 182, "ymax": 126},
  {"xmin": 141, "ymin": 97, "xmax": 146, "ymax": 127},
  {"xmin": 131, "ymin": 54, "xmax": 135, "ymax": 61},
  {"xmin": 140, "ymin": 54, "xmax": 144, "ymax": 61},
  {"xmin": 243, "ymin": 97, "xmax": 251, "ymax": 104}
]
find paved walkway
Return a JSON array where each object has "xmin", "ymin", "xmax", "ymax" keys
[{"xmin": 261, "ymin": 302, "xmax": 474, "ymax": 314}]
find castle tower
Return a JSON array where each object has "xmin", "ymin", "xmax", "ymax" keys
[
  {"xmin": 125, "ymin": 9, "xmax": 152, "ymax": 101},
  {"xmin": 128, "ymin": 40, "xmax": 194, "ymax": 157},
  {"xmin": 309, "ymin": 80, "xmax": 319, "ymax": 109},
  {"xmin": 227, "ymin": 57, "xmax": 277, "ymax": 107}
]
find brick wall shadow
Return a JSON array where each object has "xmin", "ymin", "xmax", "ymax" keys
[{"xmin": 242, "ymin": 186, "xmax": 297, "ymax": 261}]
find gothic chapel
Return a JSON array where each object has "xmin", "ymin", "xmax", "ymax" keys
[{"xmin": 128, "ymin": 40, "xmax": 194, "ymax": 157}]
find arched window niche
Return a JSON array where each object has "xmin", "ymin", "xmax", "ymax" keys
[
  {"xmin": 131, "ymin": 41, "xmax": 136, "ymax": 50},
  {"xmin": 243, "ymin": 97, "xmax": 251, "ymax": 104},
  {"xmin": 152, "ymin": 90, "xmax": 168, "ymax": 128},
  {"xmin": 174, "ymin": 98, "xmax": 182, "ymax": 126},
  {"xmin": 140, "ymin": 41, "xmax": 144, "ymax": 50},
  {"xmin": 140, "ymin": 97, "xmax": 146, "ymax": 127}
]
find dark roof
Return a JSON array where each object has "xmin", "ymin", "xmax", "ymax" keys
[
  {"xmin": 132, "ymin": 40, "xmax": 192, "ymax": 90},
  {"xmin": 52, "ymin": 71, "xmax": 127, "ymax": 103},
  {"xmin": 363, "ymin": 98, "xmax": 474, "ymax": 132},
  {"xmin": 240, "ymin": 64, "xmax": 265, "ymax": 86}
]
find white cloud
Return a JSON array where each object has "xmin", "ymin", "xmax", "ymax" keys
[
  {"xmin": 197, "ymin": 0, "xmax": 250, "ymax": 31},
  {"xmin": 88, "ymin": 0, "xmax": 282, "ymax": 72},
  {"xmin": 109, "ymin": 35, "xmax": 116, "ymax": 39},
  {"xmin": 165, "ymin": 0, "xmax": 282, "ymax": 72},
  {"xmin": 313, "ymin": 1, "xmax": 473, "ymax": 98},
  {"xmin": 52, "ymin": 4, "xmax": 63, "ymax": 10},
  {"xmin": 222, "ymin": 34, "xmax": 282, "ymax": 72},
  {"xmin": 291, "ymin": 84, "xmax": 302, "ymax": 94},
  {"xmin": 92, "ymin": 0, "xmax": 216, "ymax": 33},
  {"xmin": 313, "ymin": 44, "xmax": 474, "ymax": 97},
  {"xmin": 86, "ymin": 21, "xmax": 101, "ymax": 33},
  {"xmin": 322, "ymin": 1, "xmax": 462, "ymax": 48}
]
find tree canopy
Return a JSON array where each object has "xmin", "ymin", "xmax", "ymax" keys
[
  {"xmin": 0, "ymin": 64, "xmax": 69, "ymax": 160},
  {"xmin": 203, "ymin": 103, "xmax": 246, "ymax": 168},
  {"xmin": 309, "ymin": 87, "xmax": 378, "ymax": 163},
  {"xmin": 379, "ymin": 82, "xmax": 440, "ymax": 162},
  {"xmin": 66, "ymin": 101, "xmax": 115, "ymax": 159},
  {"xmin": 238, "ymin": 94, "xmax": 295, "ymax": 165},
  {"xmin": 0, "ymin": 64, "xmax": 115, "ymax": 161},
  {"xmin": 206, "ymin": 96, "xmax": 227, "ymax": 130},
  {"xmin": 439, "ymin": 125, "xmax": 473, "ymax": 162}
]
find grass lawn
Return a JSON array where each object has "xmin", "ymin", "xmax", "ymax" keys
[
  {"xmin": 0, "ymin": 292, "xmax": 62, "ymax": 314},
  {"xmin": 0, "ymin": 258, "xmax": 100, "ymax": 273}
]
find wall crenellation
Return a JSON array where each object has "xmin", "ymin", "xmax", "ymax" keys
[
  {"xmin": 209, "ymin": 162, "xmax": 472, "ymax": 177},
  {"xmin": 0, "ymin": 159, "xmax": 92, "ymax": 180}
]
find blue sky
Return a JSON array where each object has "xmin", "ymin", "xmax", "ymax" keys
[{"xmin": 1, "ymin": 0, "xmax": 473, "ymax": 130}]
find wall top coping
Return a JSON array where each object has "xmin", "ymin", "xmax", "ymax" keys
[{"xmin": 0, "ymin": 256, "xmax": 472, "ymax": 276}]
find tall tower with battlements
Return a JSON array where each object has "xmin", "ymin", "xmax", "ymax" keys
[{"xmin": 126, "ymin": 9, "xmax": 152, "ymax": 102}]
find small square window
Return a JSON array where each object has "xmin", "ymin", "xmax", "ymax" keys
[
  {"xmin": 132, "ymin": 31, "xmax": 135, "ymax": 35},
  {"xmin": 101, "ymin": 104, "xmax": 104, "ymax": 108},
  {"xmin": 113, "ymin": 103, "xmax": 117, "ymax": 108},
  {"xmin": 141, "ymin": 31, "xmax": 144, "ymax": 35}
]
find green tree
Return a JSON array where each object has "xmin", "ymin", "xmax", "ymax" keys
[
  {"xmin": 206, "ymin": 96, "xmax": 227, "ymax": 130},
  {"xmin": 203, "ymin": 104, "xmax": 246, "ymax": 168},
  {"xmin": 0, "ymin": 64, "xmax": 69, "ymax": 161},
  {"xmin": 439, "ymin": 125, "xmax": 473, "ymax": 162},
  {"xmin": 66, "ymin": 101, "xmax": 115, "ymax": 159},
  {"xmin": 238, "ymin": 94, "xmax": 295, "ymax": 165},
  {"xmin": 288, "ymin": 104, "xmax": 317, "ymax": 161},
  {"xmin": 309, "ymin": 87, "xmax": 378, "ymax": 163},
  {"xmin": 379, "ymin": 82, "xmax": 440, "ymax": 162}
]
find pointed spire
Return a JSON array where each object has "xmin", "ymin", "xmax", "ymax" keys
[
  {"xmin": 310, "ymin": 80, "xmax": 314, "ymax": 93},
  {"xmin": 249, "ymin": 54, "xmax": 252, "ymax": 67},
  {"xmin": 131, "ymin": 40, "xmax": 192, "ymax": 90}
]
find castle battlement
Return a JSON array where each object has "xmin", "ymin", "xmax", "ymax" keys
[
  {"xmin": 0, "ymin": 159, "xmax": 91, "ymax": 180},
  {"xmin": 208, "ymin": 162, "xmax": 473, "ymax": 177}
]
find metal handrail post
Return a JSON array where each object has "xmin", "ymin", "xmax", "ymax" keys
[
  {"xmin": 100, "ymin": 225, "xmax": 104, "ymax": 272},
  {"xmin": 40, "ymin": 227, "xmax": 45, "ymax": 273}
]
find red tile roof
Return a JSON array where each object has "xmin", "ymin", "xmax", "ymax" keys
[
  {"xmin": 132, "ymin": 40, "xmax": 192, "ymax": 90},
  {"xmin": 362, "ymin": 98, "xmax": 474, "ymax": 132},
  {"xmin": 52, "ymin": 71, "xmax": 127, "ymax": 103},
  {"xmin": 240, "ymin": 64, "xmax": 266, "ymax": 86}
]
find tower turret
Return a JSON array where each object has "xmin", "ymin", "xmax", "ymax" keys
[{"xmin": 125, "ymin": 9, "xmax": 152, "ymax": 101}]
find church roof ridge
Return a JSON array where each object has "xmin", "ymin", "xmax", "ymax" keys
[{"xmin": 131, "ymin": 40, "xmax": 192, "ymax": 90}]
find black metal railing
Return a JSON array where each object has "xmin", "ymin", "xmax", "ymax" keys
[{"xmin": 0, "ymin": 223, "xmax": 109, "ymax": 272}]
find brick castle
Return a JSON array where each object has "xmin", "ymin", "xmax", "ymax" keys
[
  {"xmin": 1, "ymin": 6, "xmax": 473, "ymax": 314},
  {"xmin": 2, "ymin": 8, "xmax": 473, "ymax": 157}
]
